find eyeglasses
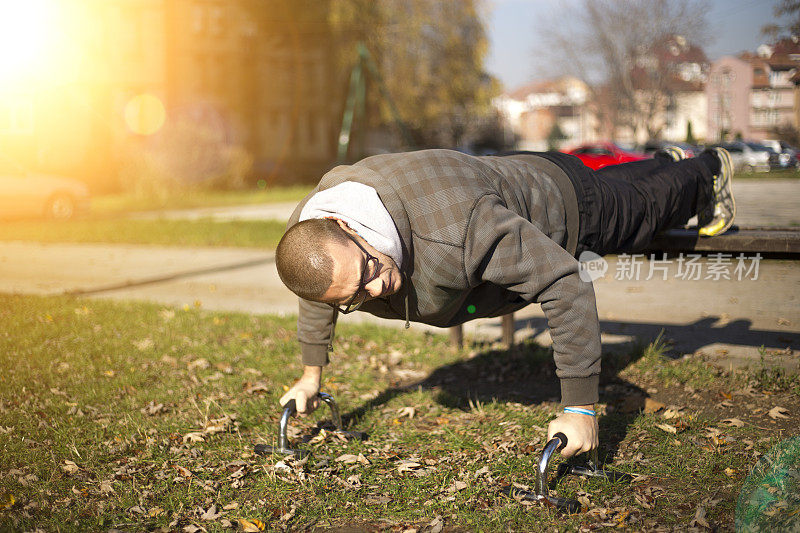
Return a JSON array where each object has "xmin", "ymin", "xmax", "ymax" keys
[{"xmin": 333, "ymin": 232, "xmax": 381, "ymax": 314}]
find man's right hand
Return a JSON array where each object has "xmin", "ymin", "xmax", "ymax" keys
[{"xmin": 279, "ymin": 365, "xmax": 323, "ymax": 414}]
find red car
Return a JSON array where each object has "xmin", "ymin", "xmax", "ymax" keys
[{"xmin": 564, "ymin": 142, "xmax": 649, "ymax": 170}]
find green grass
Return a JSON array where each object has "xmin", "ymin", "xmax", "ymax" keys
[
  {"xmin": 0, "ymin": 218, "xmax": 287, "ymax": 249},
  {"xmin": 1, "ymin": 185, "xmax": 312, "ymax": 248},
  {"xmin": 734, "ymin": 168, "xmax": 800, "ymax": 180},
  {"xmin": 91, "ymin": 186, "xmax": 313, "ymax": 217},
  {"xmin": 0, "ymin": 294, "xmax": 797, "ymax": 531}
]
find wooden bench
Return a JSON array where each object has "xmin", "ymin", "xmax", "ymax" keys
[{"xmin": 448, "ymin": 226, "xmax": 800, "ymax": 348}]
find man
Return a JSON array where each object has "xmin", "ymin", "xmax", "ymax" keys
[{"xmin": 274, "ymin": 147, "xmax": 734, "ymax": 458}]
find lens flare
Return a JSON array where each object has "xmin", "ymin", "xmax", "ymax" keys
[
  {"xmin": 124, "ymin": 94, "xmax": 166, "ymax": 136},
  {"xmin": 0, "ymin": 0, "xmax": 58, "ymax": 84}
]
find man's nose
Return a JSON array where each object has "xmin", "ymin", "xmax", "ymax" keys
[{"xmin": 365, "ymin": 277, "xmax": 383, "ymax": 297}]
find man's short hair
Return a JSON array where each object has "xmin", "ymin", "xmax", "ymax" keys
[{"xmin": 275, "ymin": 218, "xmax": 350, "ymax": 301}]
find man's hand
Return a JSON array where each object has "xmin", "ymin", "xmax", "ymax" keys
[
  {"xmin": 279, "ymin": 365, "xmax": 323, "ymax": 415},
  {"xmin": 546, "ymin": 404, "xmax": 598, "ymax": 458}
]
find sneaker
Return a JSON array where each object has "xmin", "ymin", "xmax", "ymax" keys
[
  {"xmin": 698, "ymin": 147, "xmax": 736, "ymax": 237},
  {"xmin": 657, "ymin": 145, "xmax": 687, "ymax": 162}
]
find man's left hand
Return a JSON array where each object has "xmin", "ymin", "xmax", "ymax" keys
[{"xmin": 546, "ymin": 405, "xmax": 598, "ymax": 458}]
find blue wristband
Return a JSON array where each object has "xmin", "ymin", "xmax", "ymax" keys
[{"xmin": 564, "ymin": 407, "xmax": 596, "ymax": 417}]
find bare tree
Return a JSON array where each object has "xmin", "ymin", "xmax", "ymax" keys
[
  {"xmin": 762, "ymin": 0, "xmax": 800, "ymax": 39},
  {"xmin": 536, "ymin": 0, "xmax": 711, "ymax": 140}
]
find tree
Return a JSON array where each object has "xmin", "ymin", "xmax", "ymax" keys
[
  {"xmin": 329, "ymin": 0, "xmax": 498, "ymax": 151},
  {"xmin": 547, "ymin": 122, "xmax": 568, "ymax": 151},
  {"xmin": 685, "ymin": 120, "xmax": 696, "ymax": 145},
  {"xmin": 762, "ymin": 0, "xmax": 800, "ymax": 40},
  {"xmin": 536, "ymin": 0, "xmax": 711, "ymax": 141}
]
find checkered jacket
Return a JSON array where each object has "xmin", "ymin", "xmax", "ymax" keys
[{"xmin": 287, "ymin": 149, "xmax": 601, "ymax": 405}]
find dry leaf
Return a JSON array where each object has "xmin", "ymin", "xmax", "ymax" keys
[
  {"xmin": 397, "ymin": 461, "xmax": 422, "ymax": 474},
  {"xmin": 244, "ymin": 381, "xmax": 269, "ymax": 395},
  {"xmin": 768, "ymin": 406, "xmax": 790, "ymax": 419},
  {"xmin": 99, "ymin": 480, "xmax": 114, "ymax": 494},
  {"xmin": 721, "ymin": 418, "xmax": 745, "ymax": 427},
  {"xmin": 448, "ymin": 480, "xmax": 468, "ymax": 492},
  {"xmin": 200, "ymin": 504, "xmax": 221, "ymax": 521},
  {"xmin": 336, "ymin": 454, "xmax": 359, "ymax": 464},
  {"xmin": 183, "ymin": 432, "xmax": 205, "ymax": 443},
  {"xmin": 188, "ymin": 358, "xmax": 210, "ymax": 371},
  {"xmin": 643, "ymin": 398, "xmax": 665, "ymax": 413},
  {"xmin": 141, "ymin": 401, "xmax": 165, "ymax": 416},
  {"xmin": 661, "ymin": 408, "xmax": 681, "ymax": 420},
  {"xmin": 397, "ymin": 406, "xmax": 416, "ymax": 418},
  {"xmin": 690, "ymin": 505, "xmax": 711, "ymax": 529},
  {"xmin": 238, "ymin": 518, "xmax": 265, "ymax": 532},
  {"xmin": 655, "ymin": 423, "xmax": 677, "ymax": 434},
  {"xmin": 62, "ymin": 460, "xmax": 80, "ymax": 474},
  {"xmin": 427, "ymin": 516, "xmax": 444, "ymax": 533}
]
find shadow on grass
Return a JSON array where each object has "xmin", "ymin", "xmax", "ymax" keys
[{"xmin": 337, "ymin": 336, "xmax": 654, "ymax": 463}]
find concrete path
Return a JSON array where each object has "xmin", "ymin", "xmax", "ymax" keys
[
  {"xmin": 127, "ymin": 180, "xmax": 800, "ymax": 228},
  {"xmin": 1, "ymin": 241, "xmax": 797, "ymax": 371}
]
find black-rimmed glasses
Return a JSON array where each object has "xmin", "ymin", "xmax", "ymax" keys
[{"xmin": 333, "ymin": 232, "xmax": 381, "ymax": 314}]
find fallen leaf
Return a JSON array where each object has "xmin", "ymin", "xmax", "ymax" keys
[
  {"xmin": 99, "ymin": 480, "xmax": 114, "ymax": 494},
  {"xmin": 200, "ymin": 504, "xmax": 221, "ymax": 521},
  {"xmin": 768, "ymin": 406, "xmax": 790, "ymax": 419},
  {"xmin": 724, "ymin": 467, "xmax": 736, "ymax": 477},
  {"xmin": 188, "ymin": 358, "xmax": 210, "ymax": 371},
  {"xmin": 0, "ymin": 493, "xmax": 15, "ymax": 511},
  {"xmin": 427, "ymin": 516, "xmax": 444, "ymax": 533},
  {"xmin": 244, "ymin": 381, "xmax": 269, "ymax": 395},
  {"xmin": 721, "ymin": 418, "xmax": 745, "ymax": 427},
  {"xmin": 141, "ymin": 401, "xmax": 165, "ymax": 416},
  {"xmin": 183, "ymin": 432, "xmax": 205, "ymax": 443},
  {"xmin": 661, "ymin": 408, "xmax": 681, "ymax": 420},
  {"xmin": 397, "ymin": 461, "xmax": 423, "ymax": 474},
  {"xmin": 174, "ymin": 465, "xmax": 192, "ymax": 478},
  {"xmin": 690, "ymin": 505, "xmax": 710, "ymax": 529},
  {"xmin": 655, "ymin": 423, "xmax": 677, "ymax": 434},
  {"xmin": 238, "ymin": 518, "xmax": 265, "ymax": 532},
  {"xmin": 448, "ymin": 480, "xmax": 468, "ymax": 492},
  {"xmin": 397, "ymin": 406, "xmax": 416, "ymax": 418},
  {"xmin": 643, "ymin": 398, "xmax": 665, "ymax": 413},
  {"xmin": 336, "ymin": 454, "xmax": 359, "ymax": 464},
  {"xmin": 61, "ymin": 460, "xmax": 80, "ymax": 474},
  {"xmin": 133, "ymin": 338, "xmax": 154, "ymax": 351}
]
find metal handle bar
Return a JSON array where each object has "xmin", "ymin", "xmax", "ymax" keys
[
  {"xmin": 503, "ymin": 432, "xmax": 630, "ymax": 513},
  {"xmin": 254, "ymin": 392, "xmax": 365, "ymax": 458}
]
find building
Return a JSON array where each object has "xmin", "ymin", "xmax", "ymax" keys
[
  {"xmin": 707, "ymin": 39, "xmax": 800, "ymax": 142},
  {"xmin": 493, "ymin": 76, "xmax": 596, "ymax": 151}
]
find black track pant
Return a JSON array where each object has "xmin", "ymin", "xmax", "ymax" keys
[{"xmin": 529, "ymin": 151, "xmax": 719, "ymax": 257}]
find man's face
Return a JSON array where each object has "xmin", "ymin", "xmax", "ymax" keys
[{"xmin": 321, "ymin": 224, "xmax": 402, "ymax": 310}]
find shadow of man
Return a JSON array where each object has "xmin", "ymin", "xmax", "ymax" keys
[{"xmin": 339, "ymin": 336, "xmax": 653, "ymax": 464}]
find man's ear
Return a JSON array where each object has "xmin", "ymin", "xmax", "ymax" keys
[{"xmin": 328, "ymin": 217, "xmax": 354, "ymax": 235}]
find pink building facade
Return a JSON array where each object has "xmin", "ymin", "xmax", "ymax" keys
[{"xmin": 706, "ymin": 56, "xmax": 753, "ymax": 141}]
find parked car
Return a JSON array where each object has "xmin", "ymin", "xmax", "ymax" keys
[
  {"xmin": 744, "ymin": 141, "xmax": 782, "ymax": 170},
  {"xmin": 717, "ymin": 142, "xmax": 770, "ymax": 173},
  {"xmin": 564, "ymin": 142, "xmax": 649, "ymax": 170},
  {"xmin": 0, "ymin": 173, "xmax": 90, "ymax": 220},
  {"xmin": 639, "ymin": 140, "xmax": 701, "ymax": 158},
  {"xmin": 760, "ymin": 139, "xmax": 800, "ymax": 169}
]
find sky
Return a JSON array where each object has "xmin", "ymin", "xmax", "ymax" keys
[{"xmin": 485, "ymin": 0, "xmax": 792, "ymax": 91}]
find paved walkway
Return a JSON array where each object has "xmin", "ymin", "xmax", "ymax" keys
[
  {"xmin": 128, "ymin": 180, "xmax": 800, "ymax": 228},
  {"xmin": 1, "ymin": 241, "xmax": 797, "ymax": 371}
]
